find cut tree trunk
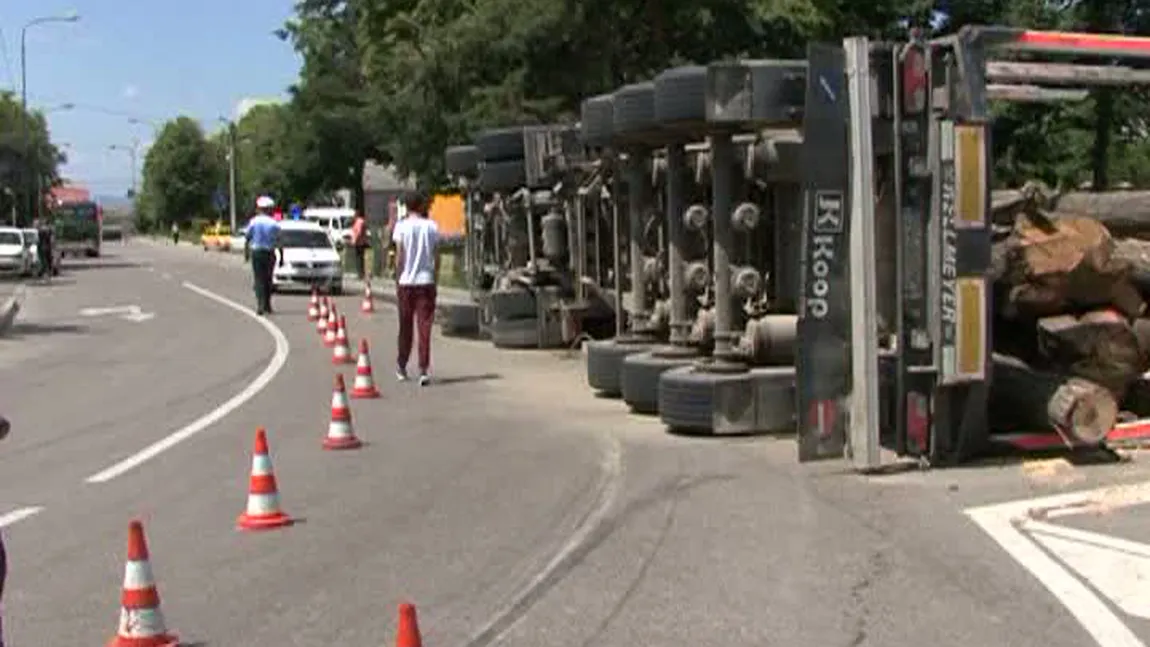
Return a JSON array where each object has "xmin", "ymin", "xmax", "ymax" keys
[
  {"xmin": 1035, "ymin": 309, "xmax": 1146, "ymax": 399},
  {"xmin": 993, "ymin": 213, "xmax": 1145, "ymax": 320},
  {"xmin": 990, "ymin": 353, "xmax": 1118, "ymax": 445},
  {"xmin": 993, "ymin": 189, "xmax": 1150, "ymax": 237}
]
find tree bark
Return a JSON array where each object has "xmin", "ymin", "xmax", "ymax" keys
[{"xmin": 990, "ymin": 353, "xmax": 1118, "ymax": 445}]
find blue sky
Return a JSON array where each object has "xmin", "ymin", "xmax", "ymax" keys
[{"xmin": 0, "ymin": 0, "xmax": 301, "ymax": 198}]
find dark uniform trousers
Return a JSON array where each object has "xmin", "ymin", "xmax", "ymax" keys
[{"xmin": 251, "ymin": 248, "xmax": 275, "ymax": 313}]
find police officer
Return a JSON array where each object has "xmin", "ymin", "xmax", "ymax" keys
[{"xmin": 245, "ymin": 196, "xmax": 281, "ymax": 315}]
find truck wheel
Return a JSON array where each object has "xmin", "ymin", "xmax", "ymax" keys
[
  {"xmin": 475, "ymin": 127, "xmax": 526, "ymax": 162},
  {"xmin": 580, "ymin": 94, "xmax": 615, "ymax": 147},
  {"xmin": 613, "ymin": 81, "xmax": 657, "ymax": 136},
  {"xmin": 487, "ymin": 288, "xmax": 536, "ymax": 321},
  {"xmin": 654, "ymin": 65, "xmax": 708, "ymax": 125},
  {"xmin": 445, "ymin": 145, "xmax": 480, "ymax": 176},
  {"xmin": 439, "ymin": 302, "xmax": 481, "ymax": 337},
  {"xmin": 478, "ymin": 159, "xmax": 526, "ymax": 192},
  {"xmin": 621, "ymin": 349, "xmax": 696, "ymax": 415},
  {"xmin": 659, "ymin": 365, "xmax": 796, "ymax": 435},
  {"xmin": 585, "ymin": 338, "xmax": 652, "ymax": 397},
  {"xmin": 490, "ymin": 317, "xmax": 540, "ymax": 349}
]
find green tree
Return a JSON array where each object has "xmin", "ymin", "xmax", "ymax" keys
[
  {"xmin": 279, "ymin": 0, "xmax": 382, "ymax": 210},
  {"xmin": 137, "ymin": 117, "xmax": 223, "ymax": 230},
  {"xmin": 232, "ymin": 103, "xmax": 321, "ymax": 211},
  {"xmin": 0, "ymin": 92, "xmax": 66, "ymax": 225}
]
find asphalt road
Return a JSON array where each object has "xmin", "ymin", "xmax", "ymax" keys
[{"xmin": 3, "ymin": 240, "xmax": 1150, "ymax": 646}]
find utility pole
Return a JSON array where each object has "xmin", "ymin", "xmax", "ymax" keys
[
  {"xmin": 108, "ymin": 138, "xmax": 139, "ymax": 197},
  {"xmin": 21, "ymin": 13, "xmax": 80, "ymax": 225},
  {"xmin": 228, "ymin": 121, "xmax": 238, "ymax": 230}
]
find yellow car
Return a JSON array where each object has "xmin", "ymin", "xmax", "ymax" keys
[{"xmin": 201, "ymin": 223, "xmax": 232, "ymax": 251}]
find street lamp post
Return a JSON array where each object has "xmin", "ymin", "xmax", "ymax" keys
[
  {"xmin": 108, "ymin": 139, "xmax": 140, "ymax": 198},
  {"xmin": 21, "ymin": 11, "xmax": 80, "ymax": 225},
  {"xmin": 218, "ymin": 118, "xmax": 238, "ymax": 231}
]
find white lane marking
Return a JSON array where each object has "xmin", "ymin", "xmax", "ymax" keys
[
  {"xmin": 459, "ymin": 435, "xmax": 623, "ymax": 647},
  {"xmin": 85, "ymin": 281, "xmax": 291, "ymax": 484},
  {"xmin": 0, "ymin": 506, "xmax": 43, "ymax": 528},
  {"xmin": 966, "ymin": 481, "xmax": 1150, "ymax": 647}
]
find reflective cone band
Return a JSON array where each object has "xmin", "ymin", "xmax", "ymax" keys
[
  {"xmin": 323, "ymin": 306, "xmax": 338, "ymax": 347},
  {"xmin": 351, "ymin": 339, "xmax": 380, "ymax": 399},
  {"xmin": 237, "ymin": 427, "xmax": 293, "ymax": 531},
  {"xmin": 317, "ymin": 298, "xmax": 330, "ymax": 333},
  {"xmin": 307, "ymin": 289, "xmax": 320, "ymax": 321},
  {"xmin": 106, "ymin": 520, "xmax": 178, "ymax": 647},
  {"xmin": 361, "ymin": 283, "xmax": 375, "ymax": 313},
  {"xmin": 332, "ymin": 315, "xmax": 353, "ymax": 364},
  {"xmin": 324, "ymin": 374, "xmax": 362, "ymax": 450},
  {"xmin": 395, "ymin": 602, "xmax": 423, "ymax": 647}
]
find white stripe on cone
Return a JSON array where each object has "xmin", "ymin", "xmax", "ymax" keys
[
  {"xmin": 250, "ymin": 453, "xmax": 273, "ymax": 476},
  {"xmin": 122, "ymin": 560, "xmax": 157, "ymax": 589},
  {"xmin": 327, "ymin": 420, "xmax": 354, "ymax": 440},
  {"xmin": 246, "ymin": 492, "xmax": 282, "ymax": 516},
  {"xmin": 331, "ymin": 390, "xmax": 349, "ymax": 410},
  {"xmin": 333, "ymin": 342, "xmax": 350, "ymax": 362},
  {"xmin": 118, "ymin": 607, "xmax": 169, "ymax": 638},
  {"xmin": 353, "ymin": 372, "xmax": 374, "ymax": 391}
]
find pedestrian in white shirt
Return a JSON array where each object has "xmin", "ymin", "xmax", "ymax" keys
[{"xmin": 392, "ymin": 191, "xmax": 440, "ymax": 386}]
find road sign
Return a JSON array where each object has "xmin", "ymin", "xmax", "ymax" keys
[
  {"xmin": 290, "ymin": 204, "xmax": 302, "ymax": 220},
  {"xmin": 213, "ymin": 189, "xmax": 227, "ymax": 212}
]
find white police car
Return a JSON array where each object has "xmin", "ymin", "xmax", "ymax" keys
[{"xmin": 272, "ymin": 220, "xmax": 344, "ymax": 294}]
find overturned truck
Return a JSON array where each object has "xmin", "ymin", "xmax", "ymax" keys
[{"xmin": 441, "ymin": 24, "xmax": 1150, "ymax": 469}]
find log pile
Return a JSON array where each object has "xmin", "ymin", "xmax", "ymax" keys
[{"xmin": 989, "ymin": 182, "xmax": 1150, "ymax": 444}]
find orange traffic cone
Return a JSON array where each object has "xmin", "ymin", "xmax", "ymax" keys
[
  {"xmin": 324, "ymin": 374, "xmax": 362, "ymax": 450},
  {"xmin": 237, "ymin": 427, "xmax": 294, "ymax": 531},
  {"xmin": 106, "ymin": 520, "xmax": 178, "ymax": 647},
  {"xmin": 361, "ymin": 283, "xmax": 375, "ymax": 313},
  {"xmin": 307, "ymin": 288, "xmax": 320, "ymax": 321},
  {"xmin": 317, "ymin": 297, "xmax": 330, "ymax": 333},
  {"xmin": 395, "ymin": 602, "xmax": 422, "ymax": 647},
  {"xmin": 332, "ymin": 315, "xmax": 353, "ymax": 364},
  {"xmin": 351, "ymin": 339, "xmax": 380, "ymax": 398},
  {"xmin": 323, "ymin": 306, "xmax": 339, "ymax": 347}
]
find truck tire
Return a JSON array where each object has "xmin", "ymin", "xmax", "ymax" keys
[
  {"xmin": 478, "ymin": 159, "xmax": 526, "ymax": 192},
  {"xmin": 487, "ymin": 288, "xmax": 536, "ymax": 320},
  {"xmin": 476, "ymin": 127, "xmax": 525, "ymax": 162},
  {"xmin": 654, "ymin": 65, "xmax": 708, "ymax": 125},
  {"xmin": 621, "ymin": 349, "xmax": 696, "ymax": 415},
  {"xmin": 445, "ymin": 145, "xmax": 480, "ymax": 176},
  {"xmin": 613, "ymin": 82, "xmax": 657, "ymax": 136},
  {"xmin": 659, "ymin": 365, "xmax": 795, "ymax": 435},
  {"xmin": 439, "ymin": 302, "xmax": 481, "ymax": 336},
  {"xmin": 585, "ymin": 338, "xmax": 652, "ymax": 397},
  {"xmin": 491, "ymin": 317, "xmax": 541, "ymax": 349},
  {"xmin": 580, "ymin": 94, "xmax": 615, "ymax": 147}
]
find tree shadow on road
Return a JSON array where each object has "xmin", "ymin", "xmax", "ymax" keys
[
  {"xmin": 62, "ymin": 259, "xmax": 146, "ymax": 271},
  {"xmin": 2, "ymin": 321, "xmax": 90, "ymax": 339},
  {"xmin": 432, "ymin": 372, "xmax": 502, "ymax": 386}
]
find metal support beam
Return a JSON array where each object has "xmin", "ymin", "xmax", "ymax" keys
[{"xmin": 844, "ymin": 36, "xmax": 882, "ymax": 471}]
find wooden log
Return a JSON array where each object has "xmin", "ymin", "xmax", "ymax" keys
[
  {"xmin": 993, "ymin": 213, "xmax": 1146, "ymax": 320},
  {"xmin": 1035, "ymin": 309, "xmax": 1146, "ymax": 398},
  {"xmin": 990, "ymin": 353, "xmax": 1118, "ymax": 445},
  {"xmin": 993, "ymin": 188, "xmax": 1150, "ymax": 237}
]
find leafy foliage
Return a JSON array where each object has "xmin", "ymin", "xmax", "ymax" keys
[
  {"xmin": 136, "ymin": 117, "xmax": 223, "ymax": 230},
  {"xmin": 0, "ymin": 92, "xmax": 66, "ymax": 225}
]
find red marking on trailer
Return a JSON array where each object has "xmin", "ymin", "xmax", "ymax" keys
[
  {"xmin": 808, "ymin": 400, "xmax": 836, "ymax": 439},
  {"xmin": 1016, "ymin": 30, "xmax": 1150, "ymax": 54}
]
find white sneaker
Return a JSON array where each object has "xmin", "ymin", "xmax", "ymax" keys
[
  {"xmin": 419, "ymin": 373, "xmax": 431, "ymax": 387},
  {"xmin": 396, "ymin": 367, "xmax": 409, "ymax": 382}
]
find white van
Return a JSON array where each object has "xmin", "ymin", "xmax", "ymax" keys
[{"xmin": 302, "ymin": 207, "xmax": 355, "ymax": 247}]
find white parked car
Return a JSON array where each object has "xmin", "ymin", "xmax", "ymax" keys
[
  {"xmin": 301, "ymin": 207, "xmax": 355, "ymax": 247},
  {"xmin": 272, "ymin": 221, "xmax": 344, "ymax": 294},
  {"xmin": 0, "ymin": 228, "xmax": 31, "ymax": 276}
]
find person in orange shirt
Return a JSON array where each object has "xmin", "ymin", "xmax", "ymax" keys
[{"xmin": 350, "ymin": 212, "xmax": 369, "ymax": 280}]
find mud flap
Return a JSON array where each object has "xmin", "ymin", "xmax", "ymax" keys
[{"xmin": 796, "ymin": 43, "xmax": 851, "ymax": 462}]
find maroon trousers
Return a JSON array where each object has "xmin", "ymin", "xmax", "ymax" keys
[{"xmin": 397, "ymin": 284, "xmax": 437, "ymax": 372}]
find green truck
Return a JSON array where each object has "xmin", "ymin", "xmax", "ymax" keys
[{"xmin": 52, "ymin": 200, "xmax": 102, "ymax": 258}]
